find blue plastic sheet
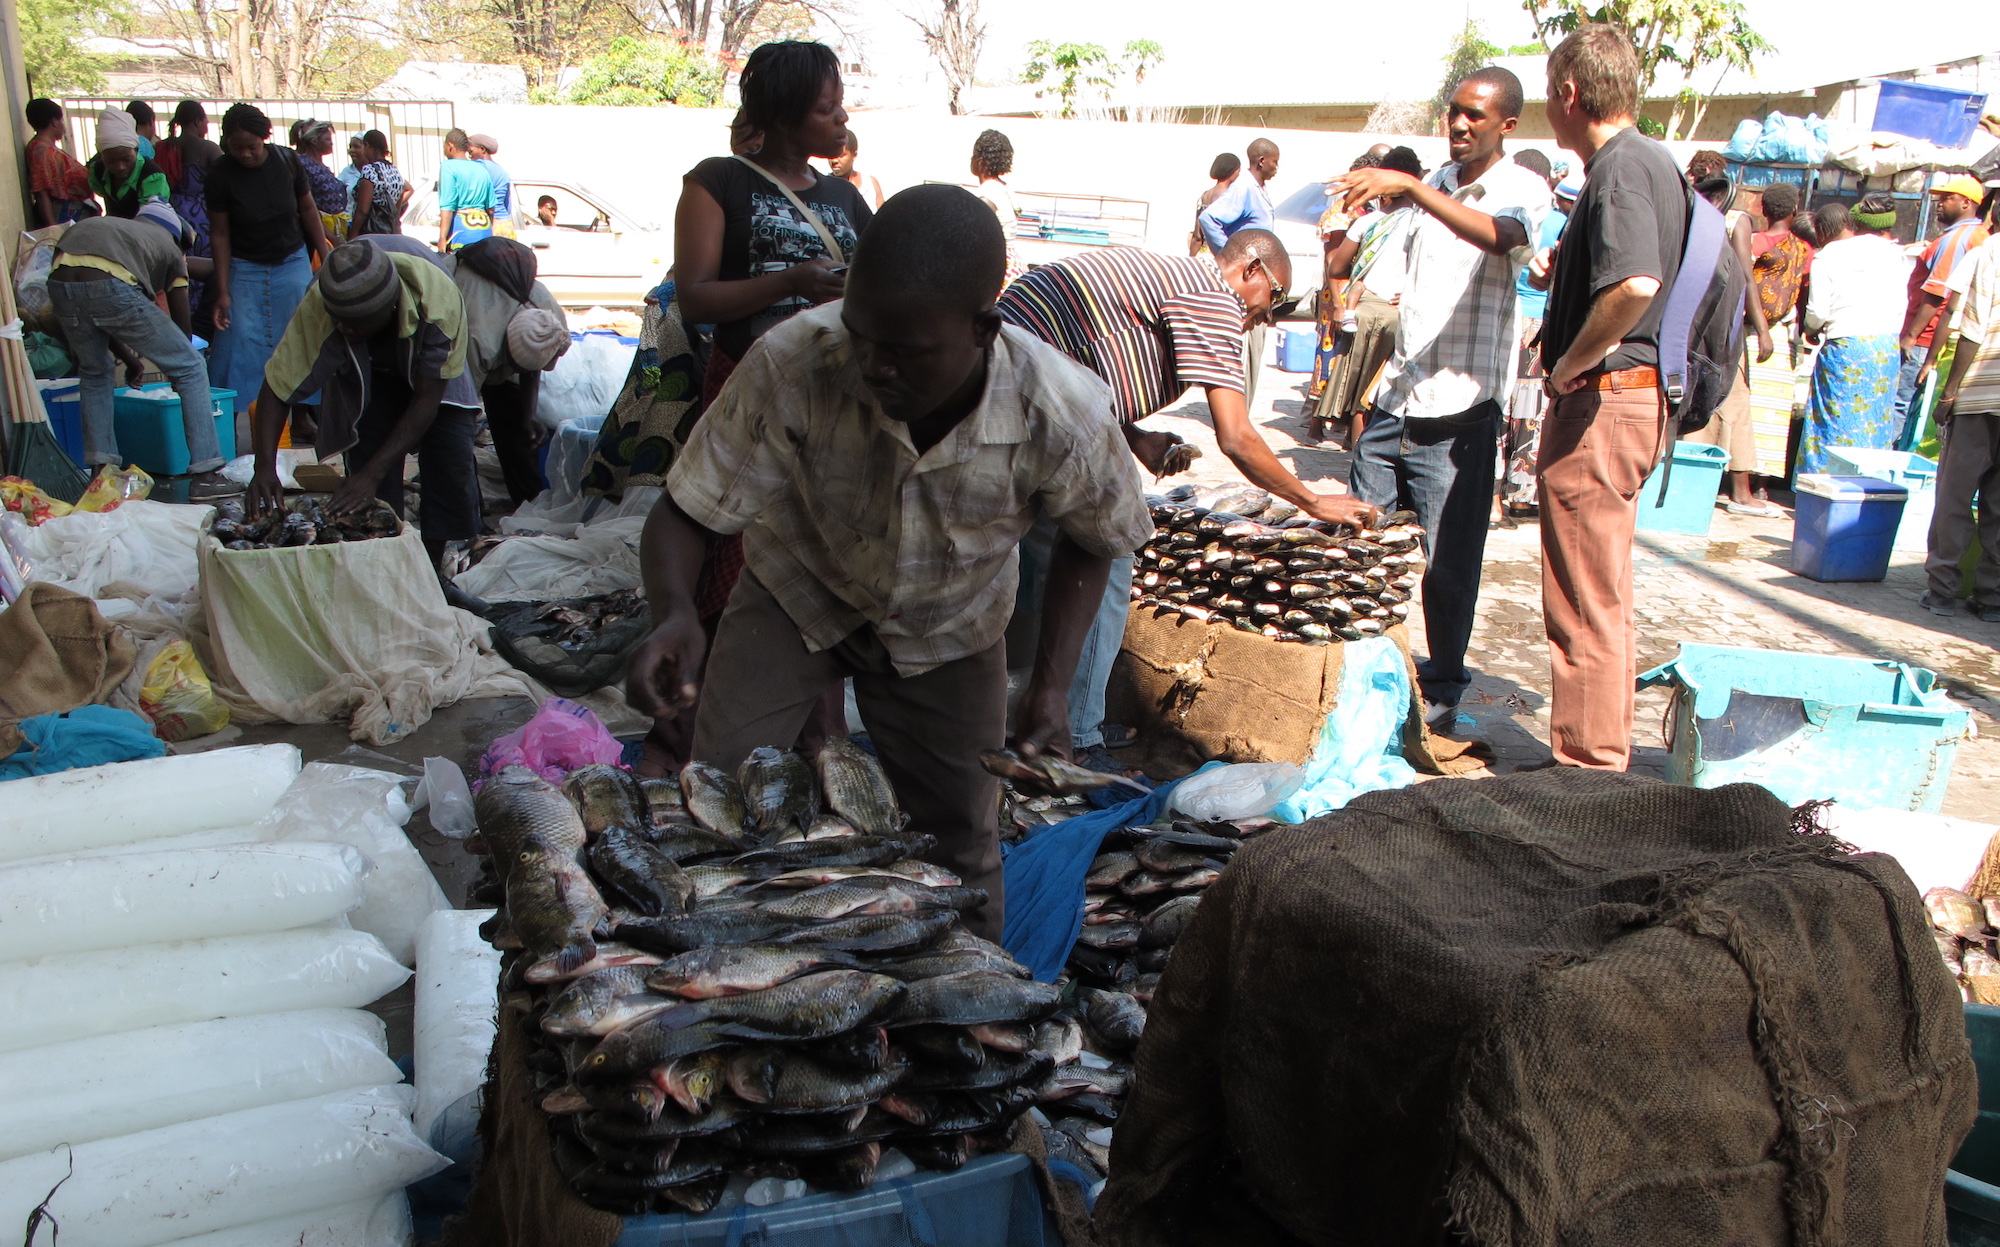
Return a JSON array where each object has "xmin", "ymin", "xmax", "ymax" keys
[
  {"xmin": 1269, "ymin": 634, "xmax": 1416, "ymax": 822},
  {"xmin": 1725, "ymin": 112, "xmax": 1830, "ymax": 166},
  {"xmin": 0, "ymin": 705, "xmax": 165, "ymax": 780},
  {"xmin": 1000, "ymin": 767, "xmax": 1217, "ymax": 983}
]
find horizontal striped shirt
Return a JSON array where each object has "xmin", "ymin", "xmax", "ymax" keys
[
  {"xmin": 997, "ymin": 248, "xmax": 1246, "ymax": 423},
  {"xmin": 1944, "ymin": 237, "xmax": 2000, "ymax": 415}
]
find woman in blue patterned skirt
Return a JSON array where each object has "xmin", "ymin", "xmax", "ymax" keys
[{"xmin": 1798, "ymin": 195, "xmax": 1907, "ymax": 477}]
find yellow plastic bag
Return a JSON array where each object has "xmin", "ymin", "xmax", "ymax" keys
[
  {"xmin": 0, "ymin": 476, "xmax": 73, "ymax": 524},
  {"xmin": 140, "ymin": 639, "xmax": 231, "ymax": 741},
  {"xmin": 75, "ymin": 464, "xmax": 154, "ymax": 513}
]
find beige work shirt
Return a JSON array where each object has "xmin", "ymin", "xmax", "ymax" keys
[{"xmin": 668, "ymin": 302, "xmax": 1152, "ymax": 676}]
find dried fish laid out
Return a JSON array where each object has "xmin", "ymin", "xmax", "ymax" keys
[
  {"xmin": 209, "ymin": 496, "xmax": 400, "ymax": 550},
  {"xmin": 470, "ymin": 747, "xmax": 1067, "ymax": 1216},
  {"xmin": 1926, "ymin": 885, "xmax": 2000, "ymax": 1003},
  {"xmin": 1134, "ymin": 483, "xmax": 1426, "ymax": 645},
  {"xmin": 1032, "ymin": 814, "xmax": 1277, "ymax": 1187}
]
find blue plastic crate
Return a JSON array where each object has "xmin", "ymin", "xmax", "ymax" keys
[
  {"xmin": 1276, "ymin": 328, "xmax": 1316, "ymax": 373},
  {"xmin": 1636, "ymin": 441, "xmax": 1729, "ymax": 537},
  {"xmin": 1792, "ymin": 473, "xmax": 1908, "ymax": 581},
  {"xmin": 110, "ymin": 383, "xmax": 237, "ymax": 476},
  {"xmin": 611, "ymin": 1154, "xmax": 1055, "ymax": 1247},
  {"xmin": 1874, "ymin": 79, "xmax": 1988, "ymax": 149},
  {"xmin": 36, "ymin": 380, "xmax": 83, "ymax": 464},
  {"xmin": 1637, "ymin": 642, "xmax": 1968, "ymax": 813}
]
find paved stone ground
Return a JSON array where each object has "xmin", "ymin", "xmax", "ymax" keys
[{"xmin": 1143, "ymin": 359, "xmax": 2000, "ymax": 821}]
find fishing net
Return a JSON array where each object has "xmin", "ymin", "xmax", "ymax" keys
[{"xmin": 1096, "ymin": 768, "xmax": 1975, "ymax": 1247}]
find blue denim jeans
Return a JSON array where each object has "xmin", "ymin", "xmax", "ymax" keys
[
  {"xmin": 48, "ymin": 274, "xmax": 220, "ymax": 471},
  {"xmin": 1068, "ymin": 556, "xmax": 1134, "ymax": 750},
  {"xmin": 208, "ymin": 248, "xmax": 312, "ymax": 409},
  {"xmin": 1347, "ymin": 400, "xmax": 1499, "ymax": 706},
  {"xmin": 1893, "ymin": 347, "xmax": 1928, "ymax": 449}
]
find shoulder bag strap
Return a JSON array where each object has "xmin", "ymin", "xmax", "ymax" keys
[{"xmin": 732, "ymin": 154, "xmax": 845, "ymax": 264}]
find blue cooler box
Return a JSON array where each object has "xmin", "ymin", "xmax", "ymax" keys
[
  {"xmin": 1638, "ymin": 642, "xmax": 1968, "ymax": 812},
  {"xmin": 1791, "ymin": 473, "xmax": 1907, "ymax": 581},
  {"xmin": 111, "ymin": 384, "xmax": 238, "ymax": 476},
  {"xmin": 1636, "ymin": 441, "xmax": 1729, "ymax": 536},
  {"xmin": 1873, "ymin": 79, "xmax": 1988, "ymax": 148},
  {"xmin": 1825, "ymin": 446, "xmax": 1938, "ymax": 553},
  {"xmin": 35, "ymin": 379, "xmax": 83, "ymax": 464},
  {"xmin": 1276, "ymin": 328, "xmax": 1317, "ymax": 373}
]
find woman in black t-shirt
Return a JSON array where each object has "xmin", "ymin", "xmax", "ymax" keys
[
  {"xmin": 205, "ymin": 103, "xmax": 331, "ymax": 421},
  {"xmin": 676, "ymin": 40, "xmax": 871, "ymax": 400}
]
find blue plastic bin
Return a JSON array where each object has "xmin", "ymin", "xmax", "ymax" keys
[
  {"xmin": 1826, "ymin": 446, "xmax": 1938, "ymax": 553},
  {"xmin": 611, "ymin": 1154, "xmax": 1055, "ymax": 1246},
  {"xmin": 1948, "ymin": 1004, "xmax": 2000, "ymax": 1245},
  {"xmin": 1637, "ymin": 642, "xmax": 1968, "ymax": 812},
  {"xmin": 1874, "ymin": 79, "xmax": 1988, "ymax": 149},
  {"xmin": 111, "ymin": 384, "xmax": 237, "ymax": 476},
  {"xmin": 1276, "ymin": 328, "xmax": 1317, "ymax": 373},
  {"xmin": 35, "ymin": 379, "xmax": 83, "ymax": 464},
  {"xmin": 1792, "ymin": 473, "xmax": 1908, "ymax": 581},
  {"xmin": 1636, "ymin": 441, "xmax": 1729, "ymax": 536}
]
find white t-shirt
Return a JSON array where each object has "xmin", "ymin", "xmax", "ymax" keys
[{"xmin": 1804, "ymin": 234, "xmax": 1910, "ymax": 340}]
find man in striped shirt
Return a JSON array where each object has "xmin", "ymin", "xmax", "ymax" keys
[
  {"xmin": 999, "ymin": 230, "xmax": 1379, "ymax": 763},
  {"xmin": 1926, "ymin": 225, "xmax": 2000, "ymax": 621}
]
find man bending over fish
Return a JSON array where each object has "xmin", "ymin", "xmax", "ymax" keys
[{"xmin": 626, "ymin": 184, "xmax": 1152, "ymax": 940}]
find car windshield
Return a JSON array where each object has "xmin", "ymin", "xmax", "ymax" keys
[{"xmin": 525, "ymin": 184, "xmax": 658, "ymax": 234}]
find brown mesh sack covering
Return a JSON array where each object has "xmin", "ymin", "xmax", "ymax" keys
[{"xmin": 1095, "ymin": 768, "xmax": 1975, "ymax": 1247}]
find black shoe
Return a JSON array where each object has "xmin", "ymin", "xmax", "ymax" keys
[
  {"xmin": 187, "ymin": 470, "xmax": 245, "ymax": 501},
  {"xmin": 1072, "ymin": 744, "xmax": 1129, "ymax": 776},
  {"xmin": 442, "ymin": 581, "xmax": 491, "ymax": 616}
]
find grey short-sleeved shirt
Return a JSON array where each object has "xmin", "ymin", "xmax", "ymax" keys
[{"xmin": 1540, "ymin": 127, "xmax": 1689, "ymax": 375}]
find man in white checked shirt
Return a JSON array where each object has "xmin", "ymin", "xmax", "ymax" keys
[
  {"xmin": 1330, "ymin": 66, "xmax": 1550, "ymax": 727},
  {"xmin": 1926, "ymin": 220, "xmax": 2000, "ymax": 622}
]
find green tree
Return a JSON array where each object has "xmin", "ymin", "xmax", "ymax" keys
[
  {"xmin": 1435, "ymin": 20, "xmax": 1504, "ymax": 131},
  {"xmin": 1021, "ymin": 38, "xmax": 1167, "ymax": 119},
  {"xmin": 1523, "ymin": 0, "xmax": 1772, "ymax": 138},
  {"xmin": 19, "ymin": 0, "xmax": 132, "ymax": 94},
  {"xmin": 538, "ymin": 35, "xmax": 726, "ymax": 106}
]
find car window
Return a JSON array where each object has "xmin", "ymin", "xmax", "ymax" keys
[{"xmin": 522, "ymin": 186, "xmax": 611, "ymax": 232}]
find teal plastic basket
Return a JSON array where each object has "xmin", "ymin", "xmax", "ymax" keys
[
  {"xmin": 1638, "ymin": 643, "xmax": 1968, "ymax": 812},
  {"xmin": 1949, "ymin": 1004, "xmax": 2000, "ymax": 1245},
  {"xmin": 1636, "ymin": 441, "xmax": 1729, "ymax": 537}
]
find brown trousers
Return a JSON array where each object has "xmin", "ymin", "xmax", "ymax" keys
[
  {"xmin": 692, "ymin": 571, "xmax": 1009, "ymax": 940},
  {"xmin": 1537, "ymin": 382, "xmax": 1668, "ymax": 770}
]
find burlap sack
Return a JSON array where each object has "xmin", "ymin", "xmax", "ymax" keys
[
  {"xmin": 0, "ymin": 581, "xmax": 135, "ymax": 754},
  {"xmin": 1096, "ymin": 768, "xmax": 1975, "ymax": 1247}
]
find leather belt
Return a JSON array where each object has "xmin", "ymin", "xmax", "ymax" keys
[{"xmin": 1583, "ymin": 366, "xmax": 1658, "ymax": 392}]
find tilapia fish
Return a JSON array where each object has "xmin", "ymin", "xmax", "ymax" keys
[
  {"xmin": 724, "ymin": 1045, "xmax": 911, "ymax": 1113},
  {"xmin": 754, "ymin": 878, "xmax": 986, "ymax": 923},
  {"xmin": 696, "ymin": 969, "xmax": 907, "ymax": 1041},
  {"xmin": 640, "ymin": 776, "xmax": 685, "ymax": 825},
  {"xmin": 750, "ymin": 860, "xmax": 962, "ymax": 891},
  {"xmin": 890, "ymin": 970, "xmax": 1062, "ymax": 1027},
  {"xmin": 543, "ymin": 965, "xmax": 676, "ymax": 1037},
  {"xmin": 563, "ymin": 763, "xmax": 648, "ymax": 834},
  {"xmin": 1079, "ymin": 986, "xmax": 1146, "ymax": 1054},
  {"xmin": 523, "ymin": 940, "xmax": 662, "ymax": 985},
  {"xmin": 681, "ymin": 761, "xmax": 752, "ymax": 840},
  {"xmin": 1928, "ymin": 887, "xmax": 1988, "ymax": 940},
  {"xmin": 773, "ymin": 908, "xmax": 956, "ymax": 955},
  {"xmin": 506, "ymin": 834, "xmax": 609, "ymax": 976},
  {"xmin": 796, "ymin": 1143, "xmax": 884, "ymax": 1193},
  {"xmin": 1140, "ymin": 894, "xmax": 1202, "ymax": 949},
  {"xmin": 587, "ymin": 825, "xmax": 695, "ymax": 917},
  {"xmin": 980, "ymin": 748, "xmax": 1147, "ymax": 799},
  {"xmin": 733, "ymin": 834, "xmax": 937, "ymax": 876},
  {"xmin": 475, "ymin": 765, "xmax": 587, "ymax": 863},
  {"xmin": 738, "ymin": 745, "xmax": 819, "ymax": 840},
  {"xmin": 645, "ymin": 944, "xmax": 865, "ymax": 999},
  {"xmin": 577, "ymin": 1014, "xmax": 737, "ymax": 1085},
  {"xmin": 649, "ymin": 824, "xmax": 744, "ymax": 865},
  {"xmin": 616, "ymin": 906, "xmax": 799, "ymax": 953},
  {"xmin": 905, "ymin": 1049, "xmax": 1053, "ymax": 1094},
  {"xmin": 818, "ymin": 738, "xmax": 906, "ymax": 836}
]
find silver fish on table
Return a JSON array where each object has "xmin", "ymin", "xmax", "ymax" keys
[
  {"xmin": 979, "ymin": 748, "xmax": 1147, "ymax": 799},
  {"xmin": 817, "ymin": 737, "xmax": 906, "ymax": 836},
  {"xmin": 738, "ymin": 745, "xmax": 819, "ymax": 841},
  {"xmin": 475, "ymin": 765, "xmax": 587, "ymax": 864}
]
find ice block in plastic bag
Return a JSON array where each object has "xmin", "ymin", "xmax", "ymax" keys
[
  {"xmin": 0, "ymin": 744, "xmax": 301, "ymax": 864},
  {"xmin": 151, "ymin": 1192, "xmax": 411, "ymax": 1247},
  {"xmin": 413, "ymin": 908, "xmax": 501, "ymax": 1144}
]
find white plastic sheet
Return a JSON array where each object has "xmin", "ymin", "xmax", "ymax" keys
[
  {"xmin": 0, "ymin": 744, "xmax": 300, "ymax": 865},
  {"xmin": 1170, "ymin": 762, "xmax": 1305, "ymax": 821},
  {"xmin": 263, "ymin": 763, "xmax": 450, "ymax": 965},
  {"xmin": 450, "ymin": 513, "xmax": 645, "ymax": 602},
  {"xmin": 0, "ymin": 1085, "xmax": 445, "ymax": 1247},
  {"xmin": 0, "ymin": 927, "xmax": 411, "ymax": 1054},
  {"xmin": 0, "ymin": 842, "xmax": 366, "ymax": 962},
  {"xmin": 413, "ymin": 908, "xmax": 502, "ymax": 1143},
  {"xmin": 153, "ymin": 1193, "xmax": 411, "ymax": 1247},
  {"xmin": 194, "ymin": 529, "xmax": 530, "ymax": 745},
  {"xmin": 1817, "ymin": 804, "xmax": 2000, "ymax": 897},
  {"xmin": 0, "ymin": 1009, "xmax": 401, "ymax": 1162},
  {"xmin": 533, "ymin": 332, "xmax": 633, "ymax": 431},
  {"xmin": 0, "ymin": 500, "xmax": 214, "ymax": 603}
]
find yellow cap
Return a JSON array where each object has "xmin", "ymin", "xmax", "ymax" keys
[{"xmin": 1929, "ymin": 175, "xmax": 1986, "ymax": 202}]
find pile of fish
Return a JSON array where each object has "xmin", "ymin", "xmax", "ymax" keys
[
  {"xmin": 1036, "ymin": 814, "xmax": 1273, "ymax": 1184},
  {"xmin": 210, "ymin": 496, "xmax": 400, "ymax": 550},
  {"xmin": 488, "ymin": 589, "xmax": 649, "ymax": 655},
  {"xmin": 1926, "ymin": 886, "xmax": 2000, "ymax": 1003},
  {"xmin": 1134, "ymin": 483, "xmax": 1425, "ymax": 644},
  {"xmin": 471, "ymin": 742, "xmax": 1094, "ymax": 1215}
]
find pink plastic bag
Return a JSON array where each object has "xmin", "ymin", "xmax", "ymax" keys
[{"xmin": 477, "ymin": 698, "xmax": 624, "ymax": 784}]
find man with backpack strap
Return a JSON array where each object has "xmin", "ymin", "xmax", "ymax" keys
[{"xmin": 1532, "ymin": 24, "xmax": 1742, "ymax": 770}]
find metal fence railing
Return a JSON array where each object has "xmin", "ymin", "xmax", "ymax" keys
[{"xmin": 57, "ymin": 98, "xmax": 457, "ymax": 197}]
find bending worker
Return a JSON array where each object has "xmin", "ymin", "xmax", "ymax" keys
[
  {"xmin": 247, "ymin": 238, "xmax": 483, "ymax": 576},
  {"xmin": 626, "ymin": 185, "xmax": 1151, "ymax": 939},
  {"xmin": 997, "ymin": 228, "xmax": 1379, "ymax": 766}
]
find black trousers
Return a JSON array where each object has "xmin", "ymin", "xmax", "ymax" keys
[
  {"xmin": 484, "ymin": 379, "xmax": 543, "ymax": 505},
  {"xmin": 346, "ymin": 385, "xmax": 482, "ymax": 544}
]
